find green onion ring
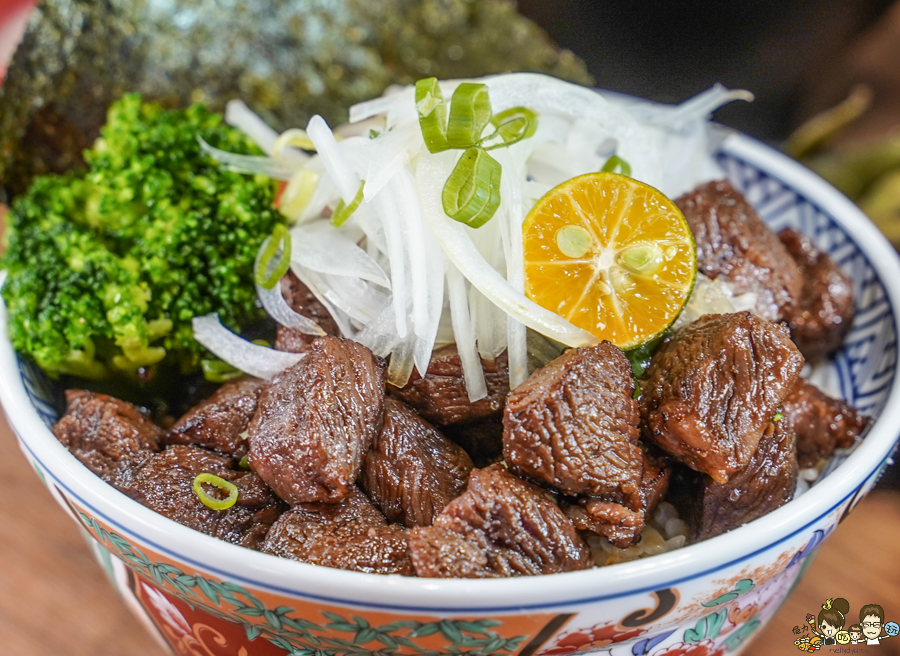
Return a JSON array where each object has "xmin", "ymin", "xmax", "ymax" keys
[
  {"xmin": 601, "ymin": 154, "xmax": 632, "ymax": 177},
  {"xmin": 415, "ymin": 77, "xmax": 450, "ymax": 153},
  {"xmin": 442, "ymin": 147, "xmax": 502, "ymax": 228},
  {"xmin": 330, "ymin": 180, "xmax": 365, "ymax": 227},
  {"xmin": 193, "ymin": 473, "xmax": 239, "ymax": 510},
  {"xmin": 200, "ymin": 358, "xmax": 244, "ymax": 383},
  {"xmin": 447, "ymin": 83, "xmax": 493, "ymax": 149},
  {"xmin": 482, "ymin": 106, "xmax": 537, "ymax": 150},
  {"xmin": 238, "ymin": 455, "xmax": 250, "ymax": 470},
  {"xmin": 254, "ymin": 224, "xmax": 292, "ymax": 290}
]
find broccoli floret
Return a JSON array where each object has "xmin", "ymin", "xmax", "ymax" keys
[{"xmin": 1, "ymin": 94, "xmax": 282, "ymax": 379}]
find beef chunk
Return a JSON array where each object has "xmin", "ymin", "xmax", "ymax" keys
[
  {"xmin": 778, "ymin": 228, "xmax": 855, "ymax": 362},
  {"xmin": 674, "ymin": 417, "xmax": 798, "ymax": 541},
  {"xmin": 407, "ymin": 465, "xmax": 593, "ymax": 578},
  {"xmin": 125, "ymin": 445, "xmax": 283, "ymax": 549},
  {"xmin": 360, "ymin": 398, "xmax": 473, "ymax": 527},
  {"xmin": 391, "ymin": 346, "xmax": 510, "ymax": 426},
  {"xmin": 259, "ymin": 487, "xmax": 413, "ymax": 575},
  {"xmin": 274, "ymin": 326, "xmax": 313, "ymax": 354},
  {"xmin": 273, "ymin": 270, "xmax": 341, "ymax": 354},
  {"xmin": 163, "ymin": 377, "xmax": 264, "ymax": 458},
  {"xmin": 641, "ymin": 312, "xmax": 804, "ymax": 483},
  {"xmin": 249, "ymin": 336, "xmax": 385, "ymax": 505},
  {"xmin": 782, "ymin": 378, "xmax": 868, "ymax": 468},
  {"xmin": 563, "ymin": 445, "xmax": 672, "ymax": 548},
  {"xmin": 675, "ymin": 181, "xmax": 803, "ymax": 322},
  {"xmin": 53, "ymin": 390, "xmax": 162, "ymax": 491},
  {"xmin": 503, "ymin": 342, "xmax": 642, "ymax": 510},
  {"xmin": 563, "ymin": 499, "xmax": 644, "ymax": 549}
]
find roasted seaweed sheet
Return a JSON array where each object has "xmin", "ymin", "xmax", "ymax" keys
[{"xmin": 0, "ymin": 0, "xmax": 592, "ymax": 201}]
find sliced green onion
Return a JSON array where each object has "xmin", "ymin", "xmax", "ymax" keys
[
  {"xmin": 279, "ymin": 169, "xmax": 318, "ymax": 221},
  {"xmin": 238, "ymin": 455, "xmax": 250, "ymax": 470},
  {"xmin": 442, "ymin": 147, "xmax": 502, "ymax": 228},
  {"xmin": 774, "ymin": 412, "xmax": 783, "ymax": 422},
  {"xmin": 255, "ymin": 224, "xmax": 291, "ymax": 290},
  {"xmin": 416, "ymin": 77, "xmax": 450, "ymax": 153},
  {"xmin": 482, "ymin": 106, "xmax": 538, "ymax": 150},
  {"xmin": 601, "ymin": 155, "xmax": 632, "ymax": 177},
  {"xmin": 201, "ymin": 358, "xmax": 244, "ymax": 383},
  {"xmin": 447, "ymin": 83, "xmax": 492, "ymax": 149},
  {"xmin": 272, "ymin": 128, "xmax": 316, "ymax": 156},
  {"xmin": 331, "ymin": 180, "xmax": 365, "ymax": 227},
  {"xmin": 193, "ymin": 473, "xmax": 239, "ymax": 510}
]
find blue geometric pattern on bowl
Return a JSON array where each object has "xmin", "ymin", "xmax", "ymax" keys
[{"xmin": 18, "ymin": 150, "xmax": 898, "ymax": 485}]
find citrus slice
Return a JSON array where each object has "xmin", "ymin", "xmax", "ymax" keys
[{"xmin": 523, "ymin": 172, "xmax": 696, "ymax": 350}]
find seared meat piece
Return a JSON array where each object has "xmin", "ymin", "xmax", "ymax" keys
[
  {"xmin": 259, "ymin": 487, "xmax": 413, "ymax": 575},
  {"xmin": 53, "ymin": 390, "xmax": 162, "ymax": 491},
  {"xmin": 391, "ymin": 345, "xmax": 510, "ymax": 426},
  {"xmin": 674, "ymin": 416, "xmax": 798, "ymax": 541},
  {"xmin": 249, "ymin": 336, "xmax": 385, "ymax": 505},
  {"xmin": 360, "ymin": 398, "xmax": 473, "ymax": 527},
  {"xmin": 782, "ymin": 378, "xmax": 868, "ymax": 468},
  {"xmin": 641, "ymin": 312, "xmax": 804, "ymax": 483},
  {"xmin": 563, "ymin": 445, "xmax": 672, "ymax": 548},
  {"xmin": 274, "ymin": 270, "xmax": 340, "ymax": 353},
  {"xmin": 125, "ymin": 445, "xmax": 283, "ymax": 549},
  {"xmin": 564, "ymin": 499, "xmax": 644, "ymax": 549},
  {"xmin": 407, "ymin": 465, "xmax": 592, "ymax": 578},
  {"xmin": 675, "ymin": 181, "xmax": 803, "ymax": 322},
  {"xmin": 778, "ymin": 228, "xmax": 855, "ymax": 362},
  {"xmin": 163, "ymin": 377, "xmax": 265, "ymax": 458},
  {"xmin": 274, "ymin": 326, "xmax": 313, "ymax": 354},
  {"xmin": 503, "ymin": 342, "xmax": 643, "ymax": 510}
]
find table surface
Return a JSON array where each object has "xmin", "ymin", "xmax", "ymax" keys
[{"xmin": 0, "ymin": 408, "xmax": 898, "ymax": 656}]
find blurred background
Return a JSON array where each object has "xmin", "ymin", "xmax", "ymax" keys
[{"xmin": 0, "ymin": 1, "xmax": 899, "ymax": 655}]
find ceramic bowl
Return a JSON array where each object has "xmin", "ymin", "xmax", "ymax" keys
[{"xmin": 1, "ymin": 131, "xmax": 898, "ymax": 656}]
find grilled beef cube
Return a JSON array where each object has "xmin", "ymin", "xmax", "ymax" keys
[
  {"xmin": 782, "ymin": 378, "xmax": 868, "ymax": 468},
  {"xmin": 360, "ymin": 398, "xmax": 473, "ymax": 528},
  {"xmin": 274, "ymin": 326, "xmax": 313, "ymax": 354},
  {"xmin": 273, "ymin": 270, "xmax": 341, "ymax": 354},
  {"xmin": 125, "ymin": 445, "xmax": 283, "ymax": 550},
  {"xmin": 260, "ymin": 487, "xmax": 413, "ymax": 575},
  {"xmin": 53, "ymin": 390, "xmax": 162, "ymax": 492},
  {"xmin": 675, "ymin": 180, "xmax": 803, "ymax": 322},
  {"xmin": 391, "ymin": 345, "xmax": 510, "ymax": 426},
  {"xmin": 674, "ymin": 416, "xmax": 798, "ymax": 542},
  {"xmin": 563, "ymin": 499, "xmax": 644, "ymax": 549},
  {"xmin": 563, "ymin": 444, "xmax": 672, "ymax": 548},
  {"xmin": 641, "ymin": 312, "xmax": 804, "ymax": 483},
  {"xmin": 249, "ymin": 336, "xmax": 385, "ymax": 505},
  {"xmin": 503, "ymin": 342, "xmax": 643, "ymax": 510},
  {"xmin": 163, "ymin": 377, "xmax": 264, "ymax": 458},
  {"xmin": 407, "ymin": 465, "xmax": 593, "ymax": 578},
  {"xmin": 778, "ymin": 228, "xmax": 855, "ymax": 362}
]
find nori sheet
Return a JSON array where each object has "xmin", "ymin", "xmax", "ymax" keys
[{"xmin": 0, "ymin": 0, "xmax": 592, "ymax": 201}]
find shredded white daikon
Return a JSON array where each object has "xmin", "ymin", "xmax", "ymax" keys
[{"xmin": 201, "ymin": 74, "xmax": 748, "ymax": 389}]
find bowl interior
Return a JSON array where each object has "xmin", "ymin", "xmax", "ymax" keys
[
  {"xmin": 18, "ymin": 137, "xmax": 897, "ymax": 481},
  {"xmin": 3, "ymin": 131, "xmax": 899, "ymax": 614}
]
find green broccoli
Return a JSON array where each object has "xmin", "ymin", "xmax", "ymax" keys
[{"xmin": 1, "ymin": 94, "xmax": 282, "ymax": 379}]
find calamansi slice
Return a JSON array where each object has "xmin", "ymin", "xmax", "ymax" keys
[{"xmin": 523, "ymin": 172, "xmax": 696, "ymax": 350}]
